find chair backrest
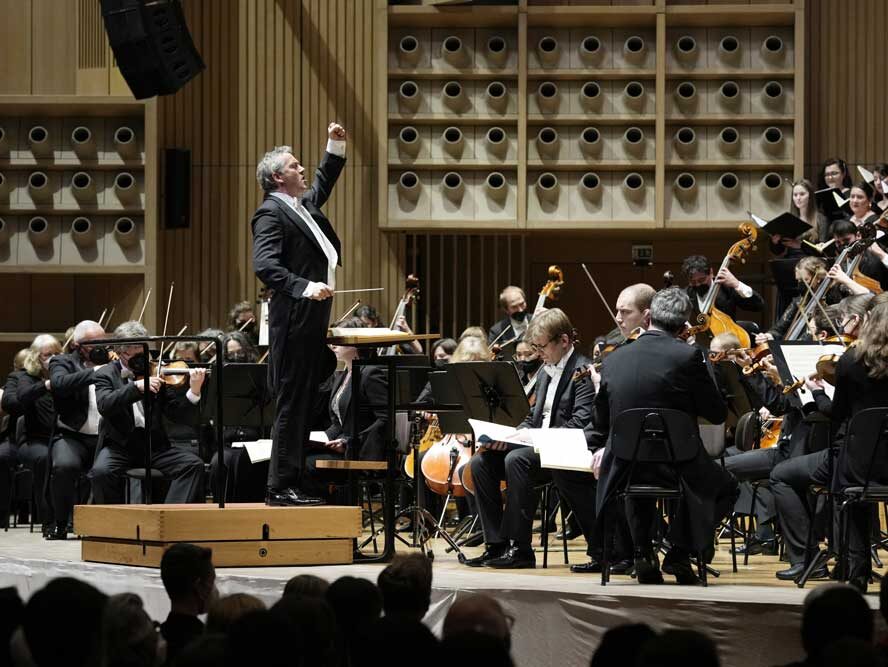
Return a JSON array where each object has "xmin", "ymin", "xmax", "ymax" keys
[
  {"xmin": 611, "ymin": 408, "xmax": 702, "ymax": 465},
  {"xmin": 843, "ymin": 407, "xmax": 888, "ymax": 488},
  {"xmin": 14, "ymin": 416, "xmax": 27, "ymax": 447}
]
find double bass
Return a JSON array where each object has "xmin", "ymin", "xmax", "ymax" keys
[
  {"xmin": 686, "ymin": 223, "xmax": 758, "ymax": 348},
  {"xmin": 378, "ymin": 274, "xmax": 420, "ymax": 356}
]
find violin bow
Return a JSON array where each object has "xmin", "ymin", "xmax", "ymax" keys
[
  {"xmin": 580, "ymin": 263, "xmax": 622, "ymax": 332},
  {"xmin": 159, "ymin": 325, "xmax": 188, "ymax": 362},
  {"xmin": 137, "ymin": 288, "xmax": 152, "ymax": 324},
  {"xmin": 157, "ymin": 283, "xmax": 175, "ymax": 377},
  {"xmin": 332, "ymin": 300, "xmax": 361, "ymax": 326},
  {"xmin": 96, "ymin": 308, "xmax": 107, "ymax": 329},
  {"xmin": 489, "ymin": 325, "xmax": 513, "ymax": 348}
]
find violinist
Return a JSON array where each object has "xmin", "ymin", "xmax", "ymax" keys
[
  {"xmin": 90, "ymin": 321, "xmax": 206, "ymax": 505},
  {"xmin": 682, "ymin": 255, "xmax": 764, "ymax": 321},
  {"xmin": 301, "ymin": 316, "xmax": 389, "ymax": 502},
  {"xmin": 432, "ymin": 338, "xmax": 456, "ymax": 367},
  {"xmin": 171, "ymin": 341, "xmax": 200, "ymax": 365},
  {"xmin": 196, "ymin": 329, "xmax": 224, "ymax": 363},
  {"xmin": 46, "ymin": 320, "xmax": 109, "ymax": 540},
  {"xmin": 589, "ymin": 288, "xmax": 736, "ymax": 584},
  {"xmin": 757, "ymin": 257, "xmax": 846, "ymax": 343},
  {"xmin": 228, "ymin": 300, "xmax": 259, "ymax": 347},
  {"xmin": 830, "ymin": 219, "xmax": 888, "ymax": 292},
  {"xmin": 513, "ymin": 340, "xmax": 542, "ymax": 399},
  {"xmin": 464, "ymin": 308, "xmax": 593, "ymax": 570},
  {"xmin": 1, "ymin": 338, "xmax": 59, "ymax": 529},
  {"xmin": 206, "ymin": 331, "xmax": 268, "ymax": 503},
  {"xmin": 487, "ymin": 286, "xmax": 531, "ymax": 346}
]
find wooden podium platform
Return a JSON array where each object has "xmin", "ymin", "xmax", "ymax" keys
[{"xmin": 73, "ymin": 503, "xmax": 362, "ymax": 568}]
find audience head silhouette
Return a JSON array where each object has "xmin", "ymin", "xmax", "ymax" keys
[{"xmin": 377, "ymin": 553, "xmax": 433, "ymax": 621}]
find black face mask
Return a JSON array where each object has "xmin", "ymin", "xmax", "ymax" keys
[
  {"xmin": 80, "ymin": 345, "xmax": 110, "ymax": 365},
  {"xmin": 434, "ymin": 358, "xmax": 449, "ymax": 369},
  {"xmin": 239, "ymin": 320, "xmax": 256, "ymax": 334},
  {"xmin": 227, "ymin": 351, "xmax": 250, "ymax": 363},
  {"xmin": 510, "ymin": 310, "xmax": 527, "ymax": 321},
  {"xmin": 692, "ymin": 284, "xmax": 709, "ymax": 298},
  {"xmin": 517, "ymin": 358, "xmax": 542, "ymax": 376},
  {"xmin": 126, "ymin": 353, "xmax": 148, "ymax": 376}
]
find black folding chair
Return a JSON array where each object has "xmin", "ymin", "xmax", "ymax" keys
[{"xmin": 601, "ymin": 408, "xmax": 711, "ymax": 586}]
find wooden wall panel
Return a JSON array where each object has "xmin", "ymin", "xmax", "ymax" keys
[
  {"xmin": 0, "ymin": 0, "xmax": 32, "ymax": 94},
  {"xmin": 155, "ymin": 0, "xmax": 400, "ymax": 334},
  {"xmin": 31, "ymin": 0, "xmax": 77, "ymax": 94},
  {"xmin": 805, "ymin": 0, "xmax": 888, "ymax": 177}
]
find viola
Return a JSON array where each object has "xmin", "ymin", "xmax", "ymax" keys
[
  {"xmin": 685, "ymin": 223, "xmax": 758, "ymax": 348},
  {"xmin": 572, "ymin": 327, "xmax": 643, "ymax": 381}
]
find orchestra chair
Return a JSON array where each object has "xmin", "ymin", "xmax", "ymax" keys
[
  {"xmin": 600, "ymin": 408, "xmax": 710, "ymax": 587},
  {"xmin": 825, "ymin": 408, "xmax": 888, "ymax": 587},
  {"xmin": 537, "ymin": 481, "xmax": 569, "ymax": 568},
  {"xmin": 8, "ymin": 417, "xmax": 36, "ymax": 531}
]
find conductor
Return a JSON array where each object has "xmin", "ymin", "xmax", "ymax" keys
[{"xmin": 252, "ymin": 121, "xmax": 347, "ymax": 506}]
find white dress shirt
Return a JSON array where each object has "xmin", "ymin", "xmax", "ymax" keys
[
  {"xmin": 269, "ymin": 139, "xmax": 345, "ymax": 296},
  {"xmin": 696, "ymin": 281, "xmax": 753, "ymax": 311},
  {"xmin": 540, "ymin": 346, "xmax": 574, "ymax": 428},
  {"xmin": 57, "ymin": 381, "xmax": 100, "ymax": 435}
]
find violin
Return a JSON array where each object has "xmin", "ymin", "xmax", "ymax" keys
[
  {"xmin": 572, "ymin": 327, "xmax": 643, "ymax": 381},
  {"xmin": 759, "ymin": 418, "xmax": 782, "ymax": 449},
  {"xmin": 685, "ymin": 223, "xmax": 758, "ymax": 348}
]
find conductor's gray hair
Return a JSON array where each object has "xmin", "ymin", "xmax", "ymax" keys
[
  {"xmin": 72, "ymin": 320, "xmax": 103, "ymax": 344},
  {"xmin": 113, "ymin": 320, "xmax": 149, "ymax": 340},
  {"xmin": 650, "ymin": 287, "xmax": 693, "ymax": 335},
  {"xmin": 256, "ymin": 146, "xmax": 294, "ymax": 194}
]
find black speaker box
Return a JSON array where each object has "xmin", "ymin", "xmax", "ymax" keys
[
  {"xmin": 164, "ymin": 149, "xmax": 191, "ymax": 229},
  {"xmin": 101, "ymin": 0, "xmax": 205, "ymax": 100}
]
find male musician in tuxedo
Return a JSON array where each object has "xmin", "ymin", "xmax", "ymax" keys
[
  {"xmin": 90, "ymin": 321, "xmax": 206, "ymax": 504},
  {"xmin": 252, "ymin": 121, "xmax": 347, "ymax": 506},
  {"xmin": 682, "ymin": 254, "xmax": 765, "ymax": 321},
  {"xmin": 590, "ymin": 287, "xmax": 738, "ymax": 584},
  {"xmin": 487, "ymin": 286, "xmax": 531, "ymax": 346},
  {"xmin": 830, "ymin": 218, "xmax": 888, "ymax": 292},
  {"xmin": 45, "ymin": 320, "xmax": 108, "ymax": 539},
  {"xmin": 465, "ymin": 308, "xmax": 594, "ymax": 569}
]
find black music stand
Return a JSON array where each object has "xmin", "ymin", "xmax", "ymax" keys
[
  {"xmin": 200, "ymin": 363, "xmax": 274, "ymax": 436},
  {"xmin": 447, "ymin": 361, "xmax": 529, "ymax": 428}
]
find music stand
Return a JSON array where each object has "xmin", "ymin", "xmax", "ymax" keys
[
  {"xmin": 201, "ymin": 363, "xmax": 274, "ymax": 435},
  {"xmin": 447, "ymin": 361, "xmax": 529, "ymax": 427}
]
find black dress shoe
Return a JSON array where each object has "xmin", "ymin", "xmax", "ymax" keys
[
  {"xmin": 570, "ymin": 559, "xmax": 602, "ymax": 574},
  {"xmin": 45, "ymin": 525, "xmax": 68, "ymax": 541},
  {"xmin": 609, "ymin": 559, "xmax": 635, "ymax": 575},
  {"xmin": 776, "ymin": 563, "xmax": 828, "ymax": 581},
  {"xmin": 634, "ymin": 555, "xmax": 664, "ymax": 584},
  {"xmin": 266, "ymin": 488, "xmax": 325, "ymax": 506},
  {"xmin": 463, "ymin": 544, "xmax": 508, "ymax": 568},
  {"xmin": 485, "ymin": 546, "xmax": 536, "ymax": 569},
  {"xmin": 733, "ymin": 539, "xmax": 778, "ymax": 557},
  {"xmin": 556, "ymin": 525, "xmax": 583, "ymax": 541}
]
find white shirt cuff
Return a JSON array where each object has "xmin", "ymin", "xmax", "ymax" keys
[
  {"xmin": 303, "ymin": 281, "xmax": 325, "ymax": 298},
  {"xmin": 880, "ymin": 255, "xmax": 888, "ymax": 269},
  {"xmin": 186, "ymin": 389, "xmax": 201, "ymax": 404},
  {"xmin": 735, "ymin": 282, "xmax": 753, "ymax": 298},
  {"xmin": 326, "ymin": 139, "xmax": 346, "ymax": 157}
]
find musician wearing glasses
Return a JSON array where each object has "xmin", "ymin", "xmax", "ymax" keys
[{"xmin": 464, "ymin": 308, "xmax": 594, "ymax": 570}]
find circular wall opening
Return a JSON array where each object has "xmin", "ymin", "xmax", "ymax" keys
[{"xmin": 625, "ymin": 36, "xmax": 644, "ymax": 53}]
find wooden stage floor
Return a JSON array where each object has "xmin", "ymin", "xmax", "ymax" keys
[{"xmin": 0, "ymin": 523, "xmax": 883, "ymax": 667}]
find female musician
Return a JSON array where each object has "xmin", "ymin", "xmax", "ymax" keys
[
  {"xmin": 818, "ymin": 157, "xmax": 852, "ymax": 196},
  {"xmin": 432, "ymin": 338, "xmax": 457, "ymax": 367},
  {"xmin": 829, "ymin": 219, "xmax": 888, "ymax": 292},
  {"xmin": 301, "ymin": 316, "xmax": 389, "ymax": 501},
  {"xmin": 769, "ymin": 180, "xmax": 830, "ymax": 315},
  {"xmin": 459, "ymin": 326, "xmax": 489, "ymax": 344},
  {"xmin": 848, "ymin": 182, "xmax": 876, "ymax": 227},
  {"xmin": 227, "ymin": 300, "xmax": 259, "ymax": 346},
  {"xmin": 171, "ymin": 342, "xmax": 200, "ymax": 365},
  {"xmin": 0, "ymin": 337, "xmax": 60, "ymax": 526},
  {"xmin": 870, "ymin": 163, "xmax": 888, "ymax": 214},
  {"xmin": 221, "ymin": 331, "xmax": 258, "ymax": 363},
  {"xmin": 757, "ymin": 256, "xmax": 847, "ymax": 343}
]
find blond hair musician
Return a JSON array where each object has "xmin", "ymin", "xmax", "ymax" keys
[
  {"xmin": 252, "ymin": 121, "xmax": 347, "ymax": 507},
  {"xmin": 0, "ymin": 336, "xmax": 60, "ymax": 529},
  {"xmin": 769, "ymin": 300, "xmax": 888, "ymax": 592},
  {"xmin": 487, "ymin": 286, "xmax": 530, "ymax": 346},
  {"xmin": 464, "ymin": 308, "xmax": 594, "ymax": 570}
]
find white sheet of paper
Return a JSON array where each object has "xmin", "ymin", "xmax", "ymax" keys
[
  {"xmin": 309, "ymin": 431, "xmax": 329, "ymax": 444},
  {"xmin": 780, "ymin": 343, "xmax": 845, "ymax": 403},
  {"xmin": 532, "ymin": 428, "xmax": 595, "ymax": 472},
  {"xmin": 328, "ymin": 327, "xmax": 399, "ymax": 338},
  {"xmin": 231, "ymin": 439, "xmax": 273, "ymax": 464},
  {"xmin": 468, "ymin": 419, "xmax": 529, "ymax": 447}
]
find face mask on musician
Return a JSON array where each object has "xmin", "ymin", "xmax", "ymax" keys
[
  {"xmin": 227, "ymin": 351, "xmax": 250, "ymax": 363},
  {"xmin": 434, "ymin": 358, "xmax": 449, "ymax": 369},
  {"xmin": 517, "ymin": 358, "xmax": 542, "ymax": 376},
  {"xmin": 510, "ymin": 309, "xmax": 526, "ymax": 321},
  {"xmin": 125, "ymin": 352, "xmax": 148, "ymax": 376},
  {"xmin": 78, "ymin": 344, "xmax": 111, "ymax": 366},
  {"xmin": 693, "ymin": 284, "xmax": 709, "ymax": 298}
]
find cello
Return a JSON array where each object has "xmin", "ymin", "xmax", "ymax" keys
[{"xmin": 685, "ymin": 223, "xmax": 758, "ymax": 349}]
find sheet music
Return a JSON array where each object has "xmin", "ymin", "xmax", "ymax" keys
[
  {"xmin": 780, "ymin": 343, "xmax": 845, "ymax": 402},
  {"xmin": 309, "ymin": 431, "xmax": 328, "ymax": 444},
  {"xmin": 533, "ymin": 428, "xmax": 595, "ymax": 472},
  {"xmin": 468, "ymin": 419, "xmax": 530, "ymax": 447},
  {"xmin": 231, "ymin": 439, "xmax": 272, "ymax": 463}
]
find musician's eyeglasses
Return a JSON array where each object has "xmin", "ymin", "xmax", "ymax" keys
[{"xmin": 530, "ymin": 338, "xmax": 555, "ymax": 353}]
